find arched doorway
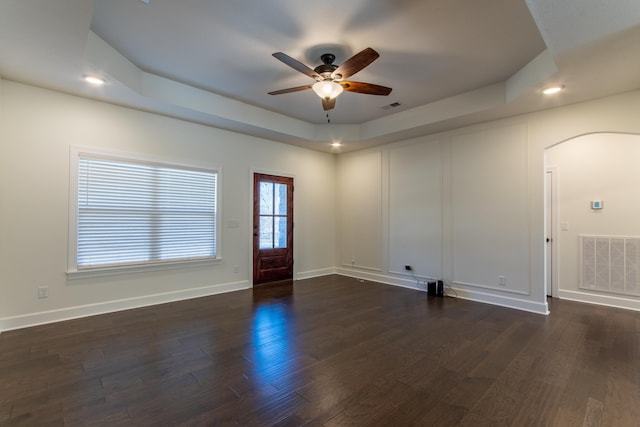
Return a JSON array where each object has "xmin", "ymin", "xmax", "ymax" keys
[{"xmin": 545, "ymin": 132, "xmax": 640, "ymax": 310}]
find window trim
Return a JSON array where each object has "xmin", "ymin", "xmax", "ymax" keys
[{"xmin": 67, "ymin": 146, "xmax": 222, "ymax": 279}]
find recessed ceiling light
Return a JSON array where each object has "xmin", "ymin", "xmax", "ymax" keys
[
  {"xmin": 542, "ymin": 85, "xmax": 563, "ymax": 95},
  {"xmin": 331, "ymin": 141, "xmax": 342, "ymax": 148},
  {"xmin": 83, "ymin": 74, "xmax": 106, "ymax": 86}
]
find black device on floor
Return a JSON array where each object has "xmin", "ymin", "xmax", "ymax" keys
[
  {"xmin": 437, "ymin": 280, "xmax": 444, "ymax": 296},
  {"xmin": 428, "ymin": 280, "xmax": 444, "ymax": 297}
]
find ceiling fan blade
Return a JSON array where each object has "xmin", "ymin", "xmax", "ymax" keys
[
  {"xmin": 332, "ymin": 47, "xmax": 379, "ymax": 80},
  {"xmin": 268, "ymin": 84, "xmax": 313, "ymax": 95},
  {"xmin": 322, "ymin": 97, "xmax": 336, "ymax": 111},
  {"xmin": 272, "ymin": 52, "xmax": 321, "ymax": 80},
  {"xmin": 341, "ymin": 81, "xmax": 392, "ymax": 96}
]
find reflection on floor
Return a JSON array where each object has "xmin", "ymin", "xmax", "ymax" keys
[{"xmin": 1, "ymin": 274, "xmax": 639, "ymax": 425}]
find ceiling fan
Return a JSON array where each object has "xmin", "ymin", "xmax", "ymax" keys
[{"xmin": 268, "ymin": 47, "xmax": 392, "ymax": 111}]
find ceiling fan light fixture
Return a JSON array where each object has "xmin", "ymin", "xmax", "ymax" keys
[{"xmin": 312, "ymin": 80, "xmax": 343, "ymax": 100}]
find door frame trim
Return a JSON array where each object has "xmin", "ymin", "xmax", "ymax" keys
[
  {"xmin": 249, "ymin": 169, "xmax": 296, "ymax": 286},
  {"xmin": 545, "ymin": 166, "xmax": 559, "ymax": 298}
]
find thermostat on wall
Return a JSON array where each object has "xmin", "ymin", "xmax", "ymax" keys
[{"xmin": 591, "ymin": 200, "xmax": 603, "ymax": 210}]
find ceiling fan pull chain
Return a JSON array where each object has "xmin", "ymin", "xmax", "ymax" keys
[{"xmin": 326, "ymin": 112, "xmax": 330, "ymax": 123}]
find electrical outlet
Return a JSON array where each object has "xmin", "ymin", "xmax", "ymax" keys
[
  {"xmin": 233, "ymin": 265, "xmax": 239, "ymax": 274},
  {"xmin": 37, "ymin": 286, "xmax": 48, "ymax": 299},
  {"xmin": 499, "ymin": 276, "xmax": 506, "ymax": 286},
  {"xmin": 405, "ymin": 265, "xmax": 412, "ymax": 271}
]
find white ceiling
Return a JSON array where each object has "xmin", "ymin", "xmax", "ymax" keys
[{"xmin": 1, "ymin": 0, "xmax": 639, "ymax": 153}]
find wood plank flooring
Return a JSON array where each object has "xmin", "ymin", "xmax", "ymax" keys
[{"xmin": 1, "ymin": 275, "xmax": 639, "ymax": 426}]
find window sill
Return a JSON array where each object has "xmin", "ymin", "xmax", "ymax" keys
[{"xmin": 67, "ymin": 257, "xmax": 222, "ymax": 280}]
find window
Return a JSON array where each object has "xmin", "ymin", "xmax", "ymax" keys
[
  {"xmin": 259, "ymin": 181, "xmax": 288, "ymax": 249},
  {"xmin": 68, "ymin": 149, "xmax": 218, "ymax": 276}
]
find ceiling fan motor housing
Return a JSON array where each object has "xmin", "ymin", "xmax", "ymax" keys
[{"xmin": 314, "ymin": 53, "xmax": 338, "ymax": 78}]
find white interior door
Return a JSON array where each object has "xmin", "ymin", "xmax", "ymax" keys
[{"xmin": 545, "ymin": 168, "xmax": 558, "ymax": 297}]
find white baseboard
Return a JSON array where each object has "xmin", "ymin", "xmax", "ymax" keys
[
  {"xmin": 452, "ymin": 286, "xmax": 549, "ymax": 315},
  {"xmin": 0, "ymin": 280, "xmax": 250, "ymax": 332},
  {"xmin": 335, "ymin": 267, "xmax": 549, "ymax": 315},
  {"xmin": 335, "ymin": 267, "xmax": 427, "ymax": 291},
  {"xmin": 558, "ymin": 289, "xmax": 640, "ymax": 312},
  {"xmin": 296, "ymin": 267, "xmax": 336, "ymax": 280},
  {"xmin": 1, "ymin": 267, "xmax": 563, "ymax": 333}
]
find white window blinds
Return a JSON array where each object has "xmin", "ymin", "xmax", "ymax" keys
[{"xmin": 76, "ymin": 155, "xmax": 217, "ymax": 269}]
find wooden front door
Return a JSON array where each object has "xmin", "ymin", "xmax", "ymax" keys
[{"xmin": 253, "ymin": 173, "xmax": 294, "ymax": 285}]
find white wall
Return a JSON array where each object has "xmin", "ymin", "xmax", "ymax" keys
[
  {"xmin": 546, "ymin": 133, "xmax": 640, "ymax": 310},
  {"xmin": 336, "ymin": 89, "xmax": 640, "ymax": 314},
  {"xmin": 388, "ymin": 141, "xmax": 442, "ymax": 279},
  {"xmin": 337, "ymin": 151, "xmax": 383, "ymax": 271},
  {"xmin": 451, "ymin": 123, "xmax": 530, "ymax": 294},
  {"xmin": 0, "ymin": 81, "xmax": 336, "ymax": 330},
  {"xmin": 4, "ymin": 80, "xmax": 640, "ymax": 330}
]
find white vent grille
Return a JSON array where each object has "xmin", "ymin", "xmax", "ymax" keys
[{"xmin": 580, "ymin": 235, "xmax": 640, "ymax": 296}]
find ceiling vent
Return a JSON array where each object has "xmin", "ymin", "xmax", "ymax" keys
[{"xmin": 382, "ymin": 102, "xmax": 402, "ymax": 110}]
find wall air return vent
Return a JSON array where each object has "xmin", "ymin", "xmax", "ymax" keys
[{"xmin": 580, "ymin": 235, "xmax": 640, "ymax": 297}]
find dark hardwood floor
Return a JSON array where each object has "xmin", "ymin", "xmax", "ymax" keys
[{"xmin": 1, "ymin": 275, "xmax": 639, "ymax": 426}]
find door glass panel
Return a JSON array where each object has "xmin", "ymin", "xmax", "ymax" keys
[
  {"xmin": 259, "ymin": 217, "xmax": 273, "ymax": 249},
  {"xmin": 257, "ymin": 180, "xmax": 288, "ymax": 250},
  {"xmin": 274, "ymin": 216, "xmax": 287, "ymax": 248},
  {"xmin": 259, "ymin": 182, "xmax": 273, "ymax": 215},
  {"xmin": 275, "ymin": 183, "xmax": 287, "ymax": 215}
]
